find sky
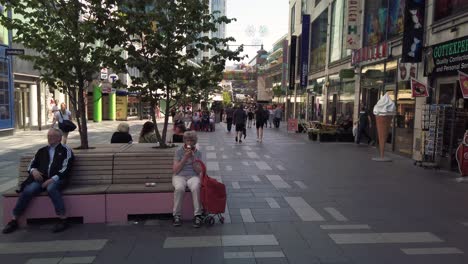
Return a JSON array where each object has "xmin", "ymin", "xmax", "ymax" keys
[{"xmin": 225, "ymin": 0, "xmax": 289, "ymax": 65}]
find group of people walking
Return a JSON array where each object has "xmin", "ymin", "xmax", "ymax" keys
[{"xmin": 224, "ymin": 104, "xmax": 283, "ymax": 143}]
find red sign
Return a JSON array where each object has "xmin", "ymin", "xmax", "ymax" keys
[
  {"xmin": 287, "ymin": 118, "xmax": 298, "ymax": 132},
  {"xmin": 410, "ymin": 78, "xmax": 428, "ymax": 97},
  {"xmin": 351, "ymin": 42, "xmax": 388, "ymax": 65},
  {"xmin": 459, "ymin": 71, "xmax": 468, "ymax": 99},
  {"xmin": 456, "ymin": 131, "xmax": 468, "ymax": 176}
]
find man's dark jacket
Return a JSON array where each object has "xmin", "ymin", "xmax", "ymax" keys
[{"xmin": 19, "ymin": 144, "xmax": 74, "ymax": 192}]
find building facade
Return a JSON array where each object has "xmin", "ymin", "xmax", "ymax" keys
[
  {"xmin": 287, "ymin": 0, "xmax": 468, "ymax": 168},
  {"xmin": 0, "ymin": 4, "xmax": 15, "ymax": 135}
]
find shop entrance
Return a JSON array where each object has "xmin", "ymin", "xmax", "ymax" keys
[
  {"xmin": 14, "ymin": 85, "xmax": 31, "ymax": 130},
  {"xmin": 434, "ymin": 78, "xmax": 468, "ymax": 170},
  {"xmin": 361, "ymin": 87, "xmax": 379, "ymax": 141}
]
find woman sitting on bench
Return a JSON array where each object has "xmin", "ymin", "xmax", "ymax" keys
[{"xmin": 172, "ymin": 131, "xmax": 203, "ymax": 228}]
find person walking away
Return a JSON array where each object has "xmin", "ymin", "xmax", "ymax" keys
[
  {"xmin": 111, "ymin": 123, "xmax": 133, "ymax": 143},
  {"xmin": 247, "ymin": 109, "xmax": 254, "ymax": 128},
  {"xmin": 192, "ymin": 110, "xmax": 200, "ymax": 131},
  {"xmin": 273, "ymin": 105, "xmax": 283, "ymax": 128},
  {"xmin": 225, "ymin": 106, "xmax": 234, "ymax": 132},
  {"xmin": 2, "ymin": 128, "xmax": 74, "ymax": 234},
  {"xmin": 172, "ymin": 131, "xmax": 203, "ymax": 227},
  {"xmin": 268, "ymin": 107, "xmax": 274, "ymax": 128},
  {"xmin": 52, "ymin": 103, "xmax": 73, "ymax": 144},
  {"xmin": 233, "ymin": 105, "xmax": 247, "ymax": 143},
  {"xmin": 356, "ymin": 106, "xmax": 372, "ymax": 144},
  {"xmin": 255, "ymin": 104, "xmax": 266, "ymax": 142},
  {"xmin": 184, "ymin": 109, "xmax": 192, "ymax": 130}
]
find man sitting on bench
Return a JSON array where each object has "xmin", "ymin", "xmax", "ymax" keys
[{"xmin": 2, "ymin": 128, "xmax": 74, "ymax": 234}]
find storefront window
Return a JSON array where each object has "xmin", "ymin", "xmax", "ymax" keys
[
  {"xmin": 0, "ymin": 56, "xmax": 11, "ymax": 123},
  {"xmin": 310, "ymin": 9, "xmax": 328, "ymax": 71},
  {"xmin": 330, "ymin": 0, "xmax": 351, "ymax": 62},
  {"xmin": 363, "ymin": 0, "xmax": 405, "ymax": 46},
  {"xmin": 290, "ymin": 4, "xmax": 296, "ymax": 33},
  {"xmin": 395, "ymin": 81, "xmax": 414, "ymax": 156},
  {"xmin": 326, "ymin": 75, "xmax": 355, "ymax": 124},
  {"xmin": 434, "ymin": 0, "xmax": 468, "ymax": 21}
]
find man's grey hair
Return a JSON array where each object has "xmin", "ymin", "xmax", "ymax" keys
[
  {"xmin": 183, "ymin": 131, "xmax": 198, "ymax": 144},
  {"xmin": 50, "ymin": 127, "xmax": 63, "ymax": 137}
]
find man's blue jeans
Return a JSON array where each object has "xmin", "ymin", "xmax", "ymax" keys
[{"xmin": 13, "ymin": 180, "xmax": 65, "ymax": 217}]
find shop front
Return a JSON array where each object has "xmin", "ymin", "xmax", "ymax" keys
[
  {"xmin": 306, "ymin": 77, "xmax": 325, "ymax": 122},
  {"xmin": 424, "ymin": 35, "xmax": 468, "ymax": 169},
  {"xmin": 0, "ymin": 46, "xmax": 14, "ymax": 134},
  {"xmin": 325, "ymin": 74, "xmax": 355, "ymax": 125}
]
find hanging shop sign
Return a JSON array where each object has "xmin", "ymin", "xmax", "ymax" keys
[
  {"xmin": 425, "ymin": 36, "xmax": 468, "ymax": 77},
  {"xmin": 402, "ymin": 0, "xmax": 426, "ymax": 63},
  {"xmin": 345, "ymin": 0, "xmax": 361, "ymax": 50},
  {"xmin": 281, "ymin": 39, "xmax": 288, "ymax": 90},
  {"xmin": 410, "ymin": 78, "xmax": 428, "ymax": 97},
  {"xmin": 398, "ymin": 58, "xmax": 418, "ymax": 82},
  {"xmin": 300, "ymin": 15, "xmax": 310, "ymax": 88},
  {"xmin": 339, "ymin": 69, "xmax": 355, "ymax": 79},
  {"xmin": 351, "ymin": 42, "xmax": 388, "ymax": 65},
  {"xmin": 458, "ymin": 70, "xmax": 468, "ymax": 99},
  {"xmin": 289, "ymin": 36, "xmax": 297, "ymax": 90}
]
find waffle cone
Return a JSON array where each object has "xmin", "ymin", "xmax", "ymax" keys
[{"xmin": 375, "ymin": 115, "xmax": 392, "ymax": 159}]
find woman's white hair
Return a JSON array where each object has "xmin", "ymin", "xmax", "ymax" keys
[
  {"xmin": 117, "ymin": 122, "xmax": 130, "ymax": 133},
  {"xmin": 183, "ymin": 131, "xmax": 198, "ymax": 144}
]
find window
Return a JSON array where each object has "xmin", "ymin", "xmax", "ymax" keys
[
  {"xmin": 310, "ymin": 9, "xmax": 328, "ymax": 71},
  {"xmin": 434, "ymin": 0, "xmax": 468, "ymax": 21},
  {"xmin": 301, "ymin": 0, "xmax": 307, "ymax": 15},
  {"xmin": 329, "ymin": 0, "xmax": 351, "ymax": 62},
  {"xmin": 0, "ymin": 58, "xmax": 10, "ymax": 121},
  {"xmin": 291, "ymin": 4, "xmax": 296, "ymax": 33},
  {"xmin": 363, "ymin": 0, "xmax": 405, "ymax": 46}
]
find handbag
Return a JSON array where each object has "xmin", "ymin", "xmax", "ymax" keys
[{"xmin": 58, "ymin": 112, "xmax": 77, "ymax": 132}]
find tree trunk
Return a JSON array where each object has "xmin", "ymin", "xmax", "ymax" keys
[
  {"xmin": 161, "ymin": 87, "xmax": 171, "ymax": 144},
  {"xmin": 78, "ymin": 85, "xmax": 89, "ymax": 149},
  {"xmin": 150, "ymin": 100, "xmax": 165, "ymax": 147}
]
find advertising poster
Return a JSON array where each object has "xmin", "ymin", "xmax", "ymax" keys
[
  {"xmin": 346, "ymin": 0, "xmax": 361, "ymax": 49},
  {"xmin": 363, "ymin": 0, "xmax": 387, "ymax": 46},
  {"xmin": 459, "ymin": 70, "xmax": 468, "ymax": 99},
  {"xmin": 398, "ymin": 58, "xmax": 418, "ymax": 82},
  {"xmin": 411, "ymin": 78, "xmax": 429, "ymax": 97},
  {"xmin": 116, "ymin": 96, "xmax": 128, "ymax": 121},
  {"xmin": 289, "ymin": 36, "xmax": 297, "ymax": 90},
  {"xmin": 300, "ymin": 15, "xmax": 310, "ymax": 88}
]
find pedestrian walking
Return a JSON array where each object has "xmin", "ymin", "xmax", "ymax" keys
[
  {"xmin": 225, "ymin": 106, "xmax": 234, "ymax": 132},
  {"xmin": 356, "ymin": 106, "xmax": 372, "ymax": 145},
  {"xmin": 273, "ymin": 105, "xmax": 283, "ymax": 128},
  {"xmin": 247, "ymin": 109, "xmax": 254, "ymax": 128},
  {"xmin": 233, "ymin": 105, "xmax": 247, "ymax": 143},
  {"xmin": 184, "ymin": 109, "xmax": 192, "ymax": 130},
  {"xmin": 255, "ymin": 104, "xmax": 266, "ymax": 142},
  {"xmin": 268, "ymin": 107, "xmax": 274, "ymax": 128},
  {"xmin": 52, "ymin": 103, "xmax": 73, "ymax": 144}
]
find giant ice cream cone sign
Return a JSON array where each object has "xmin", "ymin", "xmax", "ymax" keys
[{"xmin": 372, "ymin": 93, "xmax": 396, "ymax": 162}]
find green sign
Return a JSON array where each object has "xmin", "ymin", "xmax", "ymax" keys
[
  {"xmin": 426, "ymin": 35, "xmax": 468, "ymax": 76},
  {"xmin": 339, "ymin": 69, "xmax": 355, "ymax": 79}
]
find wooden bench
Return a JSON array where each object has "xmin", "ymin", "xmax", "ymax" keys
[
  {"xmin": 2, "ymin": 153, "xmax": 113, "ymax": 226},
  {"xmin": 2, "ymin": 144, "xmax": 195, "ymax": 226},
  {"xmin": 106, "ymin": 147, "xmax": 194, "ymax": 223}
]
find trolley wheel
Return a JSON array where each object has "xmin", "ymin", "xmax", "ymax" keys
[
  {"xmin": 208, "ymin": 217, "xmax": 215, "ymax": 226},
  {"xmin": 220, "ymin": 216, "xmax": 225, "ymax": 224},
  {"xmin": 203, "ymin": 216, "xmax": 212, "ymax": 224}
]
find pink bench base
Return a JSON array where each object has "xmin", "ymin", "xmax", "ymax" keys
[
  {"xmin": 106, "ymin": 192, "xmax": 194, "ymax": 223},
  {"xmin": 2, "ymin": 194, "xmax": 106, "ymax": 227}
]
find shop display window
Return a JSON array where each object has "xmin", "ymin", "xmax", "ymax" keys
[
  {"xmin": 363, "ymin": 0, "xmax": 406, "ymax": 46},
  {"xmin": 330, "ymin": 0, "xmax": 351, "ymax": 62},
  {"xmin": 310, "ymin": 9, "xmax": 328, "ymax": 71},
  {"xmin": 0, "ymin": 58, "xmax": 11, "ymax": 122},
  {"xmin": 434, "ymin": 0, "xmax": 468, "ymax": 21},
  {"xmin": 395, "ymin": 82, "xmax": 415, "ymax": 156}
]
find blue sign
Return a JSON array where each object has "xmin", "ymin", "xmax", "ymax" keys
[{"xmin": 300, "ymin": 15, "xmax": 310, "ymax": 87}]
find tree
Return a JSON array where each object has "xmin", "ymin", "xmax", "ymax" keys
[
  {"xmin": 119, "ymin": 0, "xmax": 242, "ymax": 146},
  {"xmin": 222, "ymin": 91, "xmax": 232, "ymax": 107},
  {"xmin": 1, "ymin": 0, "xmax": 126, "ymax": 148}
]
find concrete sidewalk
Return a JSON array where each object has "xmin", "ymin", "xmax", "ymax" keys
[{"xmin": 1, "ymin": 121, "xmax": 468, "ymax": 264}]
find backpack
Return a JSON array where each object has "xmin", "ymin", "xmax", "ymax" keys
[{"xmin": 263, "ymin": 109, "xmax": 270, "ymax": 122}]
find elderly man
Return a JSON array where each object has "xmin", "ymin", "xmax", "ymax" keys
[{"xmin": 2, "ymin": 128, "xmax": 74, "ymax": 234}]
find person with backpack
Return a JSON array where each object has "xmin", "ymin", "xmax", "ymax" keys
[
  {"xmin": 233, "ymin": 105, "xmax": 247, "ymax": 143},
  {"xmin": 52, "ymin": 103, "xmax": 73, "ymax": 144},
  {"xmin": 255, "ymin": 104, "xmax": 266, "ymax": 142}
]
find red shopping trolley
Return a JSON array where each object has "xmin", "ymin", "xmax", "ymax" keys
[{"xmin": 193, "ymin": 159, "xmax": 226, "ymax": 225}]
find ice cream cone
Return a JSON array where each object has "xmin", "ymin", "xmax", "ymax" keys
[{"xmin": 375, "ymin": 115, "xmax": 392, "ymax": 160}]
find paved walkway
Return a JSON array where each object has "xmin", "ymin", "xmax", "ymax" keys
[{"xmin": 1, "ymin": 120, "xmax": 468, "ymax": 264}]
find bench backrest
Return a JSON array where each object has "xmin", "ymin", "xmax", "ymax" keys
[
  {"xmin": 113, "ymin": 150, "xmax": 175, "ymax": 184},
  {"xmin": 18, "ymin": 153, "xmax": 113, "ymax": 186}
]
